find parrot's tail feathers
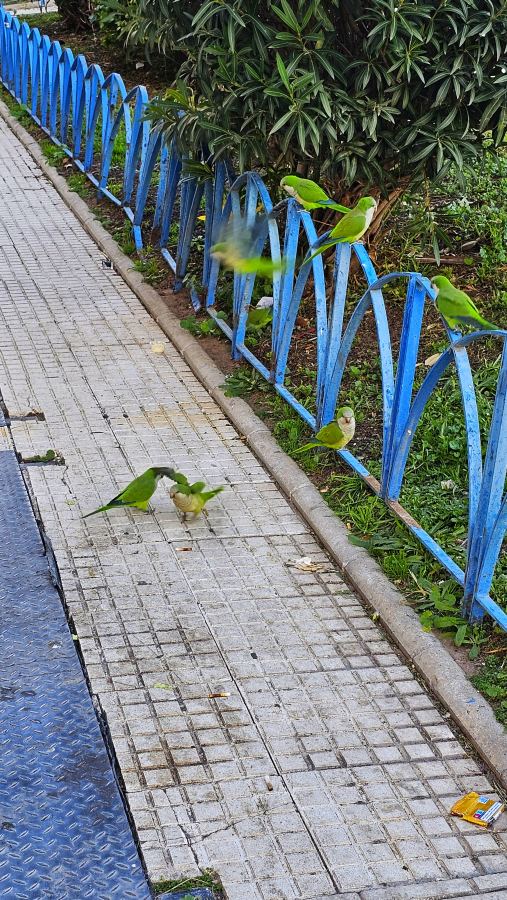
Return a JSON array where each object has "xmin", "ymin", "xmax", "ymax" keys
[
  {"xmin": 321, "ymin": 200, "xmax": 350, "ymax": 214},
  {"xmin": 293, "ymin": 441, "xmax": 320, "ymax": 454},
  {"xmin": 202, "ymin": 486, "xmax": 225, "ymax": 502},
  {"xmin": 82, "ymin": 503, "xmax": 114, "ymax": 518}
]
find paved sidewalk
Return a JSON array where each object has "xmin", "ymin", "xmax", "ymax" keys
[{"xmin": 1, "ymin": 120, "xmax": 507, "ymax": 900}]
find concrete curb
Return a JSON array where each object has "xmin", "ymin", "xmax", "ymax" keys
[{"xmin": 2, "ymin": 98, "xmax": 506, "ymax": 790}]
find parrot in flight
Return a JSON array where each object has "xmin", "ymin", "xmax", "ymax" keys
[
  {"xmin": 430, "ymin": 275, "xmax": 498, "ymax": 332},
  {"xmin": 211, "ymin": 217, "xmax": 284, "ymax": 276},
  {"xmin": 305, "ymin": 197, "xmax": 377, "ymax": 263},
  {"xmin": 294, "ymin": 407, "xmax": 355, "ymax": 454},
  {"xmin": 83, "ymin": 467, "xmax": 175, "ymax": 518},
  {"xmin": 280, "ymin": 175, "xmax": 350, "ymax": 214},
  {"xmin": 168, "ymin": 470, "xmax": 224, "ymax": 519}
]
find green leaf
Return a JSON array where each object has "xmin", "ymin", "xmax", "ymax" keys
[
  {"xmin": 276, "ymin": 53, "xmax": 291, "ymax": 92},
  {"xmin": 454, "ymin": 624, "xmax": 467, "ymax": 646}
]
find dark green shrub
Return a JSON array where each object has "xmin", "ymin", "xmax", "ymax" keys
[{"xmin": 141, "ymin": 0, "xmax": 507, "ymax": 218}]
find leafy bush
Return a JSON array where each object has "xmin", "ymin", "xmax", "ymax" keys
[
  {"xmin": 140, "ymin": 0, "xmax": 507, "ymax": 209},
  {"xmin": 94, "ymin": 0, "xmax": 142, "ymax": 49}
]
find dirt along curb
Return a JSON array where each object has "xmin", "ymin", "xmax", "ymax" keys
[{"xmin": 2, "ymin": 97, "xmax": 507, "ymax": 792}]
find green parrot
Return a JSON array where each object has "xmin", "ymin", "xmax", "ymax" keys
[
  {"xmin": 294, "ymin": 407, "xmax": 355, "ymax": 454},
  {"xmin": 168, "ymin": 470, "xmax": 225, "ymax": 519},
  {"xmin": 280, "ymin": 175, "xmax": 350, "ymax": 214},
  {"xmin": 211, "ymin": 217, "xmax": 284, "ymax": 276},
  {"xmin": 305, "ymin": 197, "xmax": 377, "ymax": 263},
  {"xmin": 83, "ymin": 467, "xmax": 174, "ymax": 518},
  {"xmin": 431, "ymin": 275, "xmax": 498, "ymax": 331}
]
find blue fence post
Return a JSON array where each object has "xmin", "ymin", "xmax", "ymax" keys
[{"xmin": 463, "ymin": 338, "xmax": 507, "ymax": 623}]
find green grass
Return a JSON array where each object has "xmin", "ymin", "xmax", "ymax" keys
[
  {"xmin": 40, "ymin": 139, "xmax": 67, "ymax": 167},
  {"xmin": 67, "ymin": 172, "xmax": 87, "ymax": 197},
  {"xmin": 153, "ymin": 870, "xmax": 222, "ymax": 896},
  {"xmin": 16, "ymin": 12, "xmax": 60, "ymax": 29},
  {"xmin": 133, "ymin": 247, "xmax": 166, "ymax": 284},
  {"xmin": 472, "ymin": 653, "xmax": 507, "ymax": 726}
]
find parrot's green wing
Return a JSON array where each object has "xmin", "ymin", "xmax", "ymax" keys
[
  {"xmin": 189, "ymin": 481, "xmax": 206, "ymax": 494},
  {"xmin": 284, "ymin": 176, "xmax": 329, "ymax": 203},
  {"xmin": 315, "ymin": 421, "xmax": 346, "ymax": 448},
  {"xmin": 305, "ymin": 207, "xmax": 367, "ymax": 263},
  {"xmin": 283, "ymin": 176, "xmax": 350, "ymax": 213},
  {"xmin": 116, "ymin": 469, "xmax": 157, "ymax": 505},
  {"xmin": 168, "ymin": 470, "xmax": 193, "ymax": 495},
  {"xmin": 328, "ymin": 207, "xmax": 367, "ymax": 242},
  {"xmin": 437, "ymin": 285, "xmax": 498, "ymax": 330},
  {"xmin": 83, "ymin": 468, "xmax": 157, "ymax": 518},
  {"xmin": 169, "ymin": 470, "xmax": 190, "ymax": 487}
]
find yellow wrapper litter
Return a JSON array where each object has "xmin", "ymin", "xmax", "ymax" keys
[{"xmin": 450, "ymin": 792, "xmax": 505, "ymax": 827}]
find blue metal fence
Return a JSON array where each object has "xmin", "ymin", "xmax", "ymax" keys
[{"xmin": 1, "ymin": 7, "xmax": 506, "ymax": 630}]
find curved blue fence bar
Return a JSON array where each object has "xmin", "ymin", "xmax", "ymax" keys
[{"xmin": 1, "ymin": 7, "xmax": 506, "ymax": 630}]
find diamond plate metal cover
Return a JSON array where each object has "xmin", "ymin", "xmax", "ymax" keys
[{"xmin": 0, "ymin": 450, "xmax": 151, "ymax": 899}]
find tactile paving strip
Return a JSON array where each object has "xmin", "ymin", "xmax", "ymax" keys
[{"xmin": 0, "ymin": 450, "xmax": 151, "ymax": 899}]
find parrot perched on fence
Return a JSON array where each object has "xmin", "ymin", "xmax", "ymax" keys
[
  {"xmin": 211, "ymin": 217, "xmax": 284, "ymax": 276},
  {"xmin": 168, "ymin": 470, "xmax": 224, "ymax": 519},
  {"xmin": 294, "ymin": 407, "xmax": 356, "ymax": 454},
  {"xmin": 83, "ymin": 467, "xmax": 174, "ymax": 518},
  {"xmin": 305, "ymin": 197, "xmax": 377, "ymax": 263},
  {"xmin": 430, "ymin": 275, "xmax": 498, "ymax": 332},
  {"xmin": 280, "ymin": 175, "xmax": 350, "ymax": 214}
]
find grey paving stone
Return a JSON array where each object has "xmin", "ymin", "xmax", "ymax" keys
[{"xmin": 0, "ymin": 116, "xmax": 506, "ymax": 899}]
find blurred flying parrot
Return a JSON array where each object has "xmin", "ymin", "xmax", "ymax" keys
[
  {"xmin": 168, "ymin": 470, "xmax": 224, "ymax": 519},
  {"xmin": 211, "ymin": 217, "xmax": 284, "ymax": 276},
  {"xmin": 83, "ymin": 467, "xmax": 174, "ymax": 518},
  {"xmin": 305, "ymin": 197, "xmax": 377, "ymax": 263},
  {"xmin": 280, "ymin": 176, "xmax": 350, "ymax": 213},
  {"xmin": 294, "ymin": 407, "xmax": 355, "ymax": 454},
  {"xmin": 431, "ymin": 275, "xmax": 498, "ymax": 331}
]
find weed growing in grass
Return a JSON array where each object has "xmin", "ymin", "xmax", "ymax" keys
[
  {"xmin": 41, "ymin": 139, "xmax": 67, "ymax": 167},
  {"xmin": 133, "ymin": 247, "xmax": 165, "ymax": 284},
  {"xmin": 472, "ymin": 654, "xmax": 507, "ymax": 725},
  {"xmin": 67, "ymin": 173, "xmax": 87, "ymax": 196}
]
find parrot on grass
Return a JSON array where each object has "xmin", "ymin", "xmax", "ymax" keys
[
  {"xmin": 83, "ymin": 467, "xmax": 175, "ymax": 518},
  {"xmin": 168, "ymin": 470, "xmax": 225, "ymax": 519},
  {"xmin": 430, "ymin": 275, "xmax": 499, "ymax": 332},
  {"xmin": 294, "ymin": 407, "xmax": 355, "ymax": 454},
  {"xmin": 211, "ymin": 217, "xmax": 285, "ymax": 276},
  {"xmin": 305, "ymin": 197, "xmax": 377, "ymax": 263},
  {"xmin": 280, "ymin": 176, "xmax": 350, "ymax": 214}
]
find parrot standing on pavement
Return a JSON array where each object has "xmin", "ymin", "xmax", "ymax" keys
[
  {"xmin": 280, "ymin": 175, "xmax": 350, "ymax": 214},
  {"xmin": 294, "ymin": 407, "xmax": 356, "ymax": 454},
  {"xmin": 430, "ymin": 275, "xmax": 498, "ymax": 332},
  {"xmin": 305, "ymin": 197, "xmax": 377, "ymax": 263},
  {"xmin": 83, "ymin": 467, "xmax": 175, "ymax": 517},
  {"xmin": 168, "ymin": 470, "xmax": 224, "ymax": 519}
]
